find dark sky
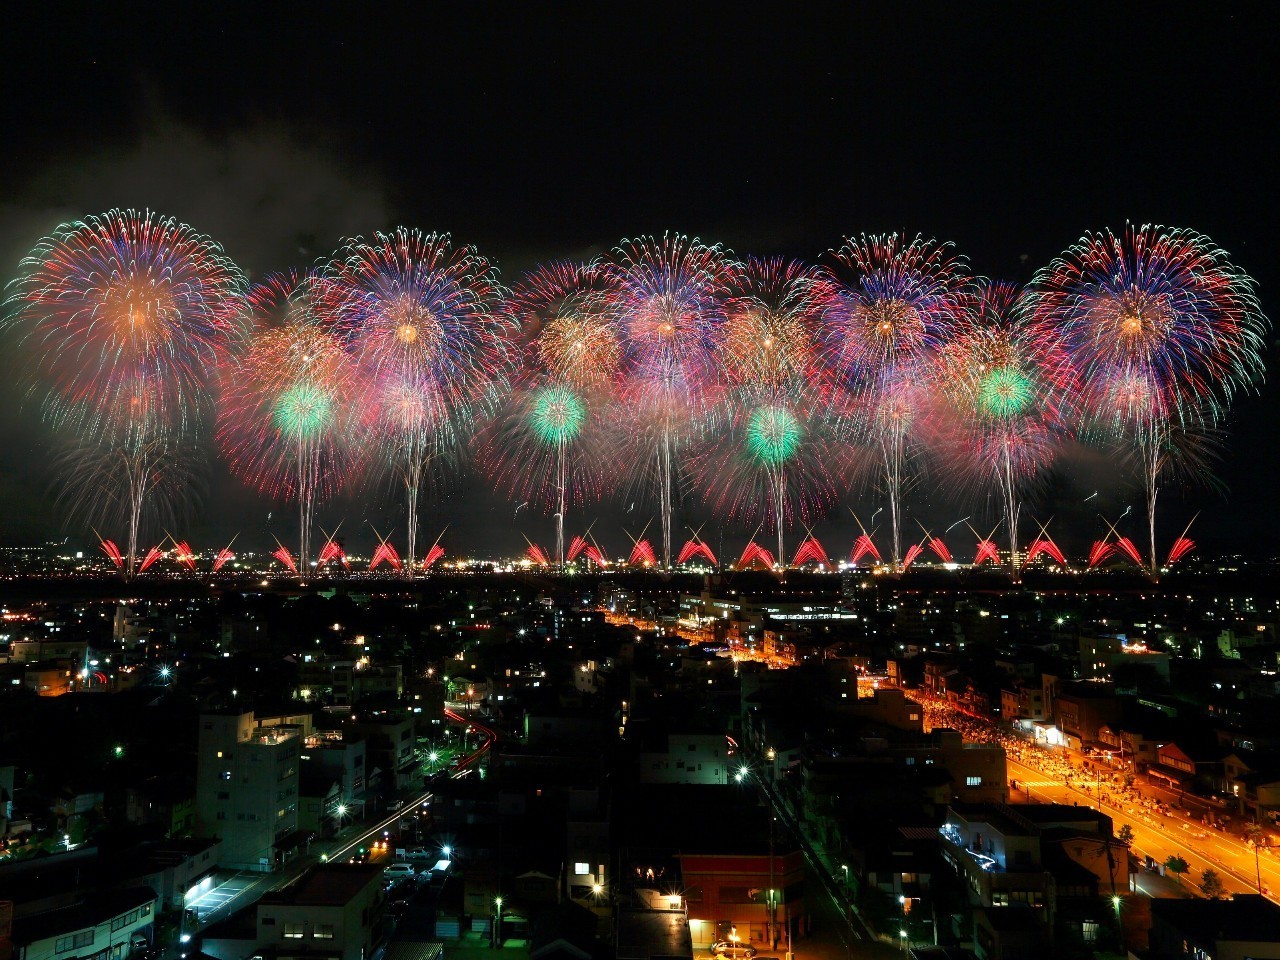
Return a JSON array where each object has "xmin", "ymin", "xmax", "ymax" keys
[{"xmin": 1, "ymin": 3, "xmax": 1277, "ymax": 559}]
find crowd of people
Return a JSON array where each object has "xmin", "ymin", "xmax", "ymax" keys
[{"xmin": 913, "ymin": 689, "xmax": 1277, "ymax": 895}]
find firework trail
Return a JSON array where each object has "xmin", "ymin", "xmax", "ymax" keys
[
  {"xmin": 818, "ymin": 234, "xmax": 964, "ymax": 567},
  {"xmin": 5, "ymin": 209, "xmax": 245, "ymax": 575},
  {"xmin": 481, "ymin": 260, "xmax": 618, "ymax": 565},
  {"xmin": 1035, "ymin": 225, "xmax": 1267, "ymax": 576},
  {"xmin": 325, "ymin": 229, "xmax": 513, "ymax": 574},
  {"xmin": 609, "ymin": 234, "xmax": 731, "ymax": 566},
  {"xmin": 933, "ymin": 282, "xmax": 1076, "ymax": 578},
  {"xmin": 216, "ymin": 272, "xmax": 359, "ymax": 570}
]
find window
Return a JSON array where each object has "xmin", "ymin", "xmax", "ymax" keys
[
  {"xmin": 221, "ymin": 771, "xmax": 231, "ymax": 781},
  {"xmin": 283, "ymin": 923, "xmax": 305, "ymax": 939},
  {"xmin": 966, "ymin": 776, "xmax": 983, "ymax": 787},
  {"xmin": 574, "ymin": 862, "xmax": 590, "ymax": 875},
  {"xmin": 110, "ymin": 910, "xmax": 141, "ymax": 931},
  {"xmin": 56, "ymin": 932, "xmax": 94, "ymax": 953},
  {"xmin": 261, "ymin": 918, "xmax": 276, "ymax": 926},
  {"xmin": 314, "ymin": 925, "xmax": 335, "ymax": 940}
]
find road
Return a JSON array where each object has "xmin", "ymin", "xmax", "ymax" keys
[
  {"xmin": 737, "ymin": 740, "xmax": 877, "ymax": 950},
  {"xmin": 917, "ymin": 692, "xmax": 1279, "ymax": 902},
  {"xmin": 181, "ymin": 709, "xmax": 497, "ymax": 946},
  {"xmin": 1009, "ymin": 754, "xmax": 1279, "ymax": 899}
]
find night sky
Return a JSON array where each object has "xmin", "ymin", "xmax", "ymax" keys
[{"xmin": 1, "ymin": 4, "xmax": 1277, "ymax": 558}]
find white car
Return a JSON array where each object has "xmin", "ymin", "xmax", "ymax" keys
[{"xmin": 384, "ymin": 863, "xmax": 417, "ymax": 880}]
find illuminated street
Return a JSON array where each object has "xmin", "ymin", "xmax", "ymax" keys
[{"xmin": 920, "ymin": 692, "xmax": 1280, "ymax": 901}]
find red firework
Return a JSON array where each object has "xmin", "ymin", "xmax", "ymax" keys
[
  {"xmin": 792, "ymin": 535, "xmax": 830, "ymax": 568},
  {"xmin": 737, "ymin": 542, "xmax": 776, "ymax": 569},
  {"xmin": 676, "ymin": 538, "xmax": 717, "ymax": 566}
]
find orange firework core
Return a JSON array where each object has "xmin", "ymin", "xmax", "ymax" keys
[{"xmin": 396, "ymin": 322, "xmax": 419, "ymax": 344}]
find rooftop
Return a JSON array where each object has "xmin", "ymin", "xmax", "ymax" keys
[
  {"xmin": 615, "ymin": 908, "xmax": 693, "ymax": 960},
  {"xmin": 1150, "ymin": 894, "xmax": 1280, "ymax": 943},
  {"xmin": 9, "ymin": 886, "xmax": 157, "ymax": 946},
  {"xmin": 261, "ymin": 863, "xmax": 382, "ymax": 907}
]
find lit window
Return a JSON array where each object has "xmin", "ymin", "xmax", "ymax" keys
[
  {"xmin": 314, "ymin": 925, "xmax": 335, "ymax": 940},
  {"xmin": 575, "ymin": 862, "xmax": 590, "ymax": 875},
  {"xmin": 283, "ymin": 923, "xmax": 305, "ymax": 939}
]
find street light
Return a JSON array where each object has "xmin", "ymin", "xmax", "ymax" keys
[
  {"xmin": 900, "ymin": 928, "xmax": 909, "ymax": 956},
  {"xmin": 493, "ymin": 896, "xmax": 504, "ymax": 947}
]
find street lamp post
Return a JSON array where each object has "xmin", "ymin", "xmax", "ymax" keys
[{"xmin": 493, "ymin": 896, "xmax": 503, "ymax": 948}]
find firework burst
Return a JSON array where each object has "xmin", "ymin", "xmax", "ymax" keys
[
  {"xmin": 933, "ymin": 282, "xmax": 1076, "ymax": 577},
  {"xmin": 324, "ymin": 228, "xmax": 513, "ymax": 573},
  {"xmin": 818, "ymin": 234, "xmax": 965, "ymax": 566},
  {"xmin": 698, "ymin": 257, "xmax": 841, "ymax": 562},
  {"xmin": 217, "ymin": 272, "xmax": 359, "ymax": 569},
  {"xmin": 1034, "ymin": 224, "xmax": 1267, "ymax": 575},
  {"xmin": 5, "ymin": 209, "xmax": 245, "ymax": 574},
  {"xmin": 482, "ymin": 261, "xmax": 617, "ymax": 563},
  {"xmin": 609, "ymin": 234, "xmax": 732, "ymax": 566}
]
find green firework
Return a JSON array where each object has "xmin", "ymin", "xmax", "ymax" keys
[
  {"xmin": 978, "ymin": 365, "xmax": 1034, "ymax": 420},
  {"xmin": 747, "ymin": 405, "xmax": 802, "ymax": 465},
  {"xmin": 529, "ymin": 385, "xmax": 585, "ymax": 445},
  {"xmin": 274, "ymin": 381, "xmax": 334, "ymax": 439}
]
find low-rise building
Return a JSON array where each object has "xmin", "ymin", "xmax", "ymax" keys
[
  {"xmin": 1148, "ymin": 894, "xmax": 1280, "ymax": 960},
  {"xmin": 9, "ymin": 886, "xmax": 157, "ymax": 960}
]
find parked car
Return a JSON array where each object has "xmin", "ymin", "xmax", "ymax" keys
[
  {"xmin": 385, "ymin": 863, "xmax": 417, "ymax": 880},
  {"xmin": 398, "ymin": 846, "xmax": 435, "ymax": 861}
]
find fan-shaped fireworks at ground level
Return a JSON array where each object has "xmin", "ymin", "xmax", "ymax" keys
[{"xmin": 3, "ymin": 219, "xmax": 1269, "ymax": 577}]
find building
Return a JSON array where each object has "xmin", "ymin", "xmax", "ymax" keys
[
  {"xmin": 638, "ymin": 732, "xmax": 729, "ymax": 785},
  {"xmin": 679, "ymin": 850, "xmax": 803, "ymax": 952},
  {"xmin": 118, "ymin": 840, "xmax": 221, "ymax": 912},
  {"xmin": 939, "ymin": 804, "xmax": 1126, "ymax": 945},
  {"xmin": 195, "ymin": 711, "xmax": 304, "ymax": 872},
  {"xmin": 8, "ymin": 887, "xmax": 157, "ymax": 960},
  {"xmin": 255, "ymin": 863, "xmax": 386, "ymax": 960},
  {"xmin": 202, "ymin": 863, "xmax": 386, "ymax": 960},
  {"xmin": 1148, "ymin": 895, "xmax": 1280, "ymax": 960},
  {"xmin": 1054, "ymin": 683, "xmax": 1120, "ymax": 751}
]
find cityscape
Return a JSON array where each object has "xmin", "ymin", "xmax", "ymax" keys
[{"xmin": 2, "ymin": 6, "xmax": 1279, "ymax": 960}]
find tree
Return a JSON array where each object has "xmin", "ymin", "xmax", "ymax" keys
[
  {"xmin": 1164, "ymin": 855, "xmax": 1189, "ymax": 884},
  {"xmin": 1200, "ymin": 869, "xmax": 1225, "ymax": 899},
  {"xmin": 1117, "ymin": 824, "xmax": 1135, "ymax": 846}
]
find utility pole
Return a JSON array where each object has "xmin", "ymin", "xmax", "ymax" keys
[{"xmin": 769, "ymin": 815, "xmax": 777, "ymax": 950}]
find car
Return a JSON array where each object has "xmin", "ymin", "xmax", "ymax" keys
[
  {"xmin": 398, "ymin": 846, "xmax": 435, "ymax": 861},
  {"xmin": 385, "ymin": 863, "xmax": 417, "ymax": 880},
  {"xmin": 710, "ymin": 942, "xmax": 757, "ymax": 959}
]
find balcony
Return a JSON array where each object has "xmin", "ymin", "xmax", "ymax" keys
[{"xmin": 939, "ymin": 824, "xmax": 1002, "ymax": 872}]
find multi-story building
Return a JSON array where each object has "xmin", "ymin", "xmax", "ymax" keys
[
  {"xmin": 1054, "ymin": 682, "xmax": 1120, "ymax": 750},
  {"xmin": 638, "ymin": 732, "xmax": 729, "ymax": 785},
  {"xmin": 8, "ymin": 887, "xmax": 158, "ymax": 960},
  {"xmin": 939, "ymin": 803, "xmax": 1126, "ymax": 946},
  {"xmin": 195, "ymin": 711, "xmax": 304, "ymax": 872}
]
